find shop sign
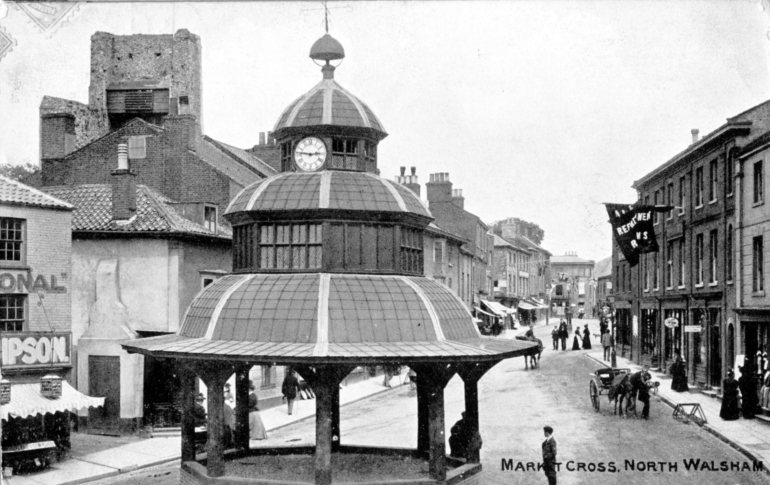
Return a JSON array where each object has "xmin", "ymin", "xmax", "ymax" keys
[
  {"xmin": 664, "ymin": 317, "xmax": 679, "ymax": 328},
  {"xmin": 632, "ymin": 315, "xmax": 638, "ymax": 336},
  {"xmin": 519, "ymin": 271, "xmax": 529, "ymax": 278},
  {"xmin": 684, "ymin": 325, "xmax": 703, "ymax": 333},
  {"xmin": 1, "ymin": 332, "xmax": 71, "ymax": 368},
  {"xmin": 0, "ymin": 272, "xmax": 67, "ymax": 294}
]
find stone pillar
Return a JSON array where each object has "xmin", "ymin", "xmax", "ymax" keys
[
  {"xmin": 457, "ymin": 362, "xmax": 496, "ymax": 464},
  {"xmin": 235, "ymin": 365, "xmax": 251, "ymax": 450},
  {"xmin": 179, "ymin": 363, "xmax": 197, "ymax": 462}
]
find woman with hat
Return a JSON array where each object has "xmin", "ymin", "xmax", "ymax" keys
[
  {"xmin": 571, "ymin": 327, "xmax": 581, "ymax": 351},
  {"xmin": 720, "ymin": 369, "xmax": 741, "ymax": 421},
  {"xmin": 739, "ymin": 361, "xmax": 759, "ymax": 419},
  {"xmin": 669, "ymin": 353, "xmax": 689, "ymax": 393}
]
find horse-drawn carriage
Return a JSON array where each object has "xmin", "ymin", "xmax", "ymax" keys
[{"xmin": 588, "ymin": 367, "xmax": 631, "ymax": 413}]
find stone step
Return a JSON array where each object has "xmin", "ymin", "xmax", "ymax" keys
[{"xmin": 152, "ymin": 427, "xmax": 181, "ymax": 438}]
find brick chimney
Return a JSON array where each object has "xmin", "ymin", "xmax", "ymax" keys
[
  {"xmin": 40, "ymin": 113, "xmax": 76, "ymax": 185},
  {"xmin": 452, "ymin": 188, "xmax": 464, "ymax": 209},
  {"xmin": 395, "ymin": 166, "xmax": 421, "ymax": 196},
  {"xmin": 112, "ymin": 144, "xmax": 137, "ymax": 220},
  {"xmin": 426, "ymin": 172, "xmax": 452, "ymax": 204},
  {"xmin": 691, "ymin": 128, "xmax": 699, "ymax": 144}
]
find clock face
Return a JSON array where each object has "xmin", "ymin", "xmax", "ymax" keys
[{"xmin": 294, "ymin": 137, "xmax": 327, "ymax": 172}]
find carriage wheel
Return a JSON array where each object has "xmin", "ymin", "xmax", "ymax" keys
[{"xmin": 589, "ymin": 380, "xmax": 600, "ymax": 412}]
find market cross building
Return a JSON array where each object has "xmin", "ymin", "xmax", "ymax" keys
[{"xmin": 123, "ymin": 32, "xmax": 537, "ymax": 485}]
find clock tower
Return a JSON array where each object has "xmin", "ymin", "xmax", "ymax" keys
[{"xmin": 272, "ymin": 33, "xmax": 387, "ymax": 174}]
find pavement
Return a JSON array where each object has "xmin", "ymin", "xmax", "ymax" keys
[
  {"xmin": 584, "ymin": 345, "xmax": 770, "ymax": 475},
  {"xmin": 4, "ymin": 368, "xmax": 409, "ymax": 485}
]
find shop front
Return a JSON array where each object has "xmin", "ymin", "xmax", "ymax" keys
[
  {"xmin": 1, "ymin": 332, "xmax": 103, "ymax": 472},
  {"xmin": 639, "ymin": 304, "xmax": 659, "ymax": 368},
  {"xmin": 614, "ymin": 303, "xmax": 632, "ymax": 359}
]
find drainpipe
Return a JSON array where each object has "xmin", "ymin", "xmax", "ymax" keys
[{"xmin": 735, "ymin": 151, "xmax": 745, "ymax": 380}]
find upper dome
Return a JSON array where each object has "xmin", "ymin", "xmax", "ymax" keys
[
  {"xmin": 309, "ymin": 33, "xmax": 345, "ymax": 61},
  {"xmin": 273, "ymin": 73, "xmax": 387, "ymax": 138},
  {"xmin": 225, "ymin": 170, "xmax": 430, "ymax": 218}
]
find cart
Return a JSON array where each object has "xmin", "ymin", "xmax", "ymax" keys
[{"xmin": 588, "ymin": 367, "xmax": 631, "ymax": 413}]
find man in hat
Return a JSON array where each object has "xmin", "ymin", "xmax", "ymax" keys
[
  {"xmin": 542, "ymin": 425, "xmax": 557, "ymax": 485},
  {"xmin": 629, "ymin": 367, "xmax": 652, "ymax": 419},
  {"xmin": 193, "ymin": 393, "xmax": 207, "ymax": 427}
]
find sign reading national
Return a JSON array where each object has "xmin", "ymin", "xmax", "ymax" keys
[{"xmin": 605, "ymin": 203, "xmax": 672, "ymax": 267}]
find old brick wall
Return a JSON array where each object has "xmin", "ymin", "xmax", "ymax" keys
[
  {"xmin": 1, "ymin": 205, "xmax": 72, "ymax": 333},
  {"xmin": 40, "ymin": 96, "xmax": 108, "ymax": 150}
]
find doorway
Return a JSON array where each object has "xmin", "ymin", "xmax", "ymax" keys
[
  {"xmin": 709, "ymin": 309, "xmax": 722, "ymax": 386},
  {"xmin": 88, "ymin": 355, "xmax": 121, "ymax": 435}
]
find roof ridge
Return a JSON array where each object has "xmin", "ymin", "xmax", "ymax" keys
[
  {"xmin": 0, "ymin": 175, "xmax": 73, "ymax": 209},
  {"xmin": 62, "ymin": 118, "xmax": 164, "ymax": 161}
]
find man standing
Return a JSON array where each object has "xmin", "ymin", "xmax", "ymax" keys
[
  {"xmin": 558, "ymin": 320, "xmax": 568, "ymax": 351},
  {"xmin": 629, "ymin": 369, "xmax": 652, "ymax": 419},
  {"xmin": 551, "ymin": 326, "xmax": 559, "ymax": 351},
  {"xmin": 601, "ymin": 330, "xmax": 613, "ymax": 362},
  {"xmin": 542, "ymin": 425, "xmax": 557, "ymax": 485}
]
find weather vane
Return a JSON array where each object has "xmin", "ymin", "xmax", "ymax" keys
[{"xmin": 302, "ymin": 1, "xmax": 351, "ymax": 33}]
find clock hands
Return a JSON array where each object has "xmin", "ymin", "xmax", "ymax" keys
[{"xmin": 297, "ymin": 151, "xmax": 322, "ymax": 157}]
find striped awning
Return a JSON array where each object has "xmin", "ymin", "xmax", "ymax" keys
[{"xmin": 1, "ymin": 381, "xmax": 104, "ymax": 421}]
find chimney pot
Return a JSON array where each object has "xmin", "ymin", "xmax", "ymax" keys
[
  {"xmin": 400, "ymin": 166, "xmax": 406, "ymax": 176},
  {"xmin": 691, "ymin": 128, "xmax": 700, "ymax": 144},
  {"xmin": 411, "ymin": 166, "xmax": 416, "ymax": 175},
  {"xmin": 259, "ymin": 132, "xmax": 266, "ymax": 145}
]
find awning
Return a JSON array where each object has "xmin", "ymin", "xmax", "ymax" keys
[
  {"xmin": 481, "ymin": 300, "xmax": 512, "ymax": 316},
  {"xmin": 518, "ymin": 302, "xmax": 538, "ymax": 310},
  {"xmin": 1, "ymin": 381, "xmax": 104, "ymax": 421},
  {"xmin": 474, "ymin": 307, "xmax": 495, "ymax": 318}
]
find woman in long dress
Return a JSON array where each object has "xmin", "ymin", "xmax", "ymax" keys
[
  {"xmin": 572, "ymin": 327, "xmax": 581, "ymax": 350},
  {"xmin": 670, "ymin": 353, "xmax": 689, "ymax": 392},
  {"xmin": 739, "ymin": 364, "xmax": 758, "ymax": 420},
  {"xmin": 582, "ymin": 325, "xmax": 592, "ymax": 350},
  {"xmin": 248, "ymin": 381, "xmax": 268, "ymax": 440},
  {"xmin": 720, "ymin": 370, "xmax": 741, "ymax": 421}
]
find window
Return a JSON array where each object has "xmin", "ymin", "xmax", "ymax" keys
[
  {"xmin": 261, "ymin": 366, "xmax": 275, "ymax": 388},
  {"xmin": 331, "ymin": 138, "xmax": 360, "ymax": 170},
  {"xmin": 666, "ymin": 183, "xmax": 674, "ymax": 220},
  {"xmin": 709, "ymin": 230, "xmax": 718, "ymax": 284},
  {"xmin": 202, "ymin": 277, "xmax": 215, "ymax": 288},
  {"xmin": 433, "ymin": 240, "xmax": 444, "ymax": 263},
  {"xmin": 709, "ymin": 159, "xmax": 718, "ymax": 202},
  {"xmin": 400, "ymin": 227, "xmax": 423, "ymax": 274},
  {"xmin": 754, "ymin": 160, "xmax": 764, "ymax": 204},
  {"xmin": 0, "ymin": 218, "xmax": 24, "ymax": 262},
  {"xmin": 653, "ymin": 253, "xmax": 659, "ymax": 290},
  {"xmin": 653, "ymin": 190, "xmax": 659, "ymax": 224},
  {"xmin": 643, "ymin": 254, "xmax": 649, "ymax": 291},
  {"xmin": 726, "ymin": 151, "xmax": 734, "ymax": 196},
  {"xmin": 204, "ymin": 205, "xmax": 217, "ymax": 232},
  {"xmin": 727, "ymin": 224, "xmax": 733, "ymax": 282},
  {"xmin": 259, "ymin": 224, "xmax": 322, "ymax": 269},
  {"xmin": 0, "ymin": 295, "xmax": 24, "ymax": 332},
  {"xmin": 666, "ymin": 241, "xmax": 674, "ymax": 288},
  {"xmin": 695, "ymin": 167, "xmax": 704, "ymax": 207},
  {"xmin": 128, "ymin": 136, "xmax": 147, "ymax": 159},
  {"xmin": 281, "ymin": 141, "xmax": 293, "ymax": 172},
  {"xmin": 754, "ymin": 236, "xmax": 764, "ymax": 292},
  {"xmin": 678, "ymin": 239, "xmax": 685, "ymax": 287},
  {"xmin": 363, "ymin": 141, "xmax": 377, "ymax": 173},
  {"xmin": 678, "ymin": 177, "xmax": 685, "ymax": 215},
  {"xmin": 695, "ymin": 233, "xmax": 704, "ymax": 286}
]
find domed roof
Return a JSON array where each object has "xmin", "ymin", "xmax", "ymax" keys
[
  {"xmin": 225, "ymin": 170, "xmax": 430, "ymax": 218},
  {"xmin": 273, "ymin": 71, "xmax": 387, "ymax": 137},
  {"xmin": 119, "ymin": 273, "xmax": 536, "ymax": 363},
  {"xmin": 309, "ymin": 33, "xmax": 345, "ymax": 61}
]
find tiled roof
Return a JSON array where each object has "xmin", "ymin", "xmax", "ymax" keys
[
  {"xmin": 551, "ymin": 254, "xmax": 594, "ymax": 265},
  {"xmin": 273, "ymin": 77, "xmax": 386, "ymax": 136},
  {"xmin": 121, "ymin": 273, "xmax": 538, "ymax": 363},
  {"xmin": 43, "ymin": 184, "xmax": 231, "ymax": 238},
  {"xmin": 595, "ymin": 256, "xmax": 612, "ymax": 278},
  {"xmin": 226, "ymin": 171, "xmax": 431, "ymax": 218},
  {"xmin": 0, "ymin": 175, "xmax": 72, "ymax": 210},
  {"xmin": 197, "ymin": 139, "xmax": 264, "ymax": 188},
  {"xmin": 204, "ymin": 136, "xmax": 278, "ymax": 178}
]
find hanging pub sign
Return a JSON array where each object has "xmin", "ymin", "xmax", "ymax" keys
[
  {"xmin": 40, "ymin": 374, "xmax": 63, "ymax": 398},
  {"xmin": 684, "ymin": 325, "xmax": 703, "ymax": 333},
  {"xmin": 604, "ymin": 203, "xmax": 673, "ymax": 267},
  {"xmin": 1, "ymin": 332, "xmax": 71, "ymax": 369},
  {"xmin": 664, "ymin": 317, "xmax": 679, "ymax": 328},
  {"xmin": 0, "ymin": 379, "xmax": 10, "ymax": 404}
]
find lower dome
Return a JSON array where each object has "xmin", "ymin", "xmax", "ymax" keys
[{"xmin": 122, "ymin": 273, "xmax": 536, "ymax": 363}]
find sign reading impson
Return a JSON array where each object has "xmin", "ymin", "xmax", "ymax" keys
[{"xmin": 1, "ymin": 333, "xmax": 71, "ymax": 368}]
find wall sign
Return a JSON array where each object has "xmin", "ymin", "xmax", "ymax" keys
[
  {"xmin": 1, "ymin": 332, "xmax": 71, "ymax": 368},
  {"xmin": 0, "ymin": 272, "xmax": 67, "ymax": 294},
  {"xmin": 664, "ymin": 317, "xmax": 679, "ymax": 328},
  {"xmin": 684, "ymin": 325, "xmax": 703, "ymax": 333}
]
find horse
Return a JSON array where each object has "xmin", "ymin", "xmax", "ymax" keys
[
  {"xmin": 607, "ymin": 374, "xmax": 634, "ymax": 417},
  {"xmin": 517, "ymin": 333, "xmax": 543, "ymax": 370}
]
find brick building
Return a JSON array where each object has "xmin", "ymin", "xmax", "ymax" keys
[
  {"xmin": 0, "ymin": 176, "xmax": 104, "ymax": 455},
  {"xmin": 550, "ymin": 252, "xmax": 595, "ymax": 321},
  {"xmin": 618, "ymin": 99, "xmax": 770, "ymax": 390},
  {"xmin": 30, "ymin": 29, "xmax": 275, "ymax": 434}
]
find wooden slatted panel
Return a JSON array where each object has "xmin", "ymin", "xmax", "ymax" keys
[
  {"xmin": 106, "ymin": 91, "xmax": 126, "ymax": 113},
  {"xmin": 125, "ymin": 90, "xmax": 154, "ymax": 112}
]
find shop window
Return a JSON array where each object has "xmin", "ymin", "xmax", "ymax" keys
[
  {"xmin": 664, "ymin": 310, "xmax": 683, "ymax": 361},
  {"xmin": 692, "ymin": 310, "xmax": 704, "ymax": 365},
  {"xmin": 259, "ymin": 224, "xmax": 322, "ymax": 269},
  {"xmin": 0, "ymin": 295, "xmax": 25, "ymax": 332},
  {"xmin": 709, "ymin": 159, "xmax": 718, "ymax": 202},
  {"xmin": 754, "ymin": 160, "xmax": 764, "ymax": 205},
  {"xmin": 0, "ymin": 218, "xmax": 24, "ymax": 262},
  {"xmin": 695, "ymin": 166, "xmax": 704, "ymax": 207},
  {"xmin": 641, "ymin": 309, "xmax": 657, "ymax": 356},
  {"xmin": 204, "ymin": 205, "xmax": 217, "ymax": 233},
  {"xmin": 754, "ymin": 236, "xmax": 764, "ymax": 292},
  {"xmin": 400, "ymin": 227, "xmax": 423, "ymax": 274}
]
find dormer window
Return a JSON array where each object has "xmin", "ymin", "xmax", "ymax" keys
[{"xmin": 204, "ymin": 205, "xmax": 217, "ymax": 232}]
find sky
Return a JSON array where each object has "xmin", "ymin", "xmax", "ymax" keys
[{"xmin": 1, "ymin": 1, "xmax": 770, "ymax": 262}]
